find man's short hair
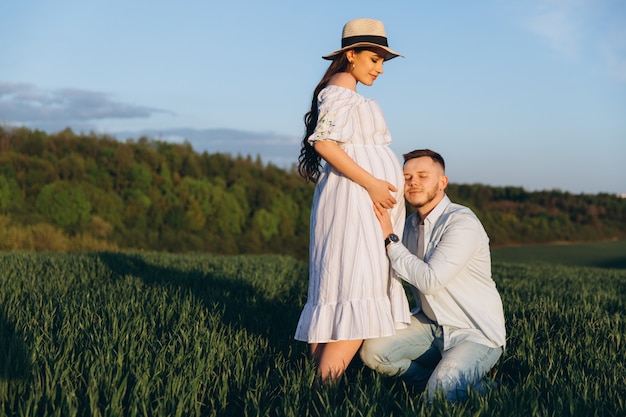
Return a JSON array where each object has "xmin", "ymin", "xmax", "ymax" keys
[{"xmin": 403, "ymin": 149, "xmax": 445, "ymax": 171}]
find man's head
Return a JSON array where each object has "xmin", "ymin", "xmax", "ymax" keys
[{"xmin": 402, "ymin": 149, "xmax": 448, "ymax": 217}]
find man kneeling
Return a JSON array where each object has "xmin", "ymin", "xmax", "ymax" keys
[{"xmin": 360, "ymin": 149, "xmax": 506, "ymax": 402}]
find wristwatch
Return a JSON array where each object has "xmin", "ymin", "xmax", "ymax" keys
[{"xmin": 384, "ymin": 233, "xmax": 399, "ymax": 248}]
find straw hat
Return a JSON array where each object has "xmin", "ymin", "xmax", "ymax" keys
[{"xmin": 323, "ymin": 18, "xmax": 403, "ymax": 61}]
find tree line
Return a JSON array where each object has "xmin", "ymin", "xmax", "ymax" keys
[{"xmin": 0, "ymin": 126, "xmax": 624, "ymax": 259}]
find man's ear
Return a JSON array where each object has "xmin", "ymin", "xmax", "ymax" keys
[{"xmin": 440, "ymin": 175, "xmax": 449, "ymax": 191}]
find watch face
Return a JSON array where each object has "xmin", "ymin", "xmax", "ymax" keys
[{"xmin": 384, "ymin": 233, "xmax": 399, "ymax": 247}]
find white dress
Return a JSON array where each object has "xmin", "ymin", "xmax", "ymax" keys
[{"xmin": 295, "ymin": 85, "xmax": 411, "ymax": 343}]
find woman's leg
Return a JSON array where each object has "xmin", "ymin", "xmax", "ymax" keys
[{"xmin": 310, "ymin": 340, "xmax": 363, "ymax": 383}]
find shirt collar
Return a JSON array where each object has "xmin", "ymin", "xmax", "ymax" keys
[{"xmin": 410, "ymin": 194, "xmax": 452, "ymax": 228}]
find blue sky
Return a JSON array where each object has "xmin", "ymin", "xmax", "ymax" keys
[{"xmin": 1, "ymin": 0, "xmax": 625, "ymax": 195}]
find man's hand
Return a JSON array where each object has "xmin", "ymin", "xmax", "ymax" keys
[{"xmin": 373, "ymin": 203, "xmax": 394, "ymax": 237}]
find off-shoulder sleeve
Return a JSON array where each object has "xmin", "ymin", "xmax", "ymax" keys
[{"xmin": 307, "ymin": 86, "xmax": 361, "ymax": 145}]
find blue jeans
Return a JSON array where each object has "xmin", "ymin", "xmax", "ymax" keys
[{"xmin": 360, "ymin": 313, "xmax": 502, "ymax": 402}]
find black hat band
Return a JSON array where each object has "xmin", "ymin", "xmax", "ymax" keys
[{"xmin": 341, "ymin": 35, "xmax": 389, "ymax": 48}]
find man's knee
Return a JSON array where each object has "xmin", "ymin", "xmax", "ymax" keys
[
  {"xmin": 426, "ymin": 364, "xmax": 467, "ymax": 402},
  {"xmin": 426, "ymin": 356, "xmax": 496, "ymax": 402},
  {"xmin": 359, "ymin": 339, "xmax": 387, "ymax": 370},
  {"xmin": 359, "ymin": 338, "xmax": 408, "ymax": 376}
]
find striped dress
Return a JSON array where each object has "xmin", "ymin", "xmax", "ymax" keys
[{"xmin": 294, "ymin": 85, "xmax": 411, "ymax": 343}]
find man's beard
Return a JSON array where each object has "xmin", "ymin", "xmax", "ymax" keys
[{"xmin": 410, "ymin": 186, "xmax": 439, "ymax": 208}]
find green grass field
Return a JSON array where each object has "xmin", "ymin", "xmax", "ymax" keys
[
  {"xmin": 492, "ymin": 239, "xmax": 626, "ymax": 269},
  {"xmin": 1, "ymin": 241, "xmax": 625, "ymax": 416}
]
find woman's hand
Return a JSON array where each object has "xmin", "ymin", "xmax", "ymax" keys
[
  {"xmin": 373, "ymin": 203, "xmax": 394, "ymax": 237},
  {"xmin": 314, "ymin": 141, "xmax": 398, "ymax": 209},
  {"xmin": 366, "ymin": 179, "xmax": 397, "ymax": 210}
]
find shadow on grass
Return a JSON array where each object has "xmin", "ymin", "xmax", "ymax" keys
[
  {"xmin": 492, "ymin": 240, "xmax": 626, "ymax": 270},
  {"xmin": 97, "ymin": 252, "xmax": 306, "ymax": 353},
  {"xmin": 0, "ymin": 309, "xmax": 30, "ymax": 381},
  {"xmin": 591, "ymin": 257, "xmax": 626, "ymax": 269}
]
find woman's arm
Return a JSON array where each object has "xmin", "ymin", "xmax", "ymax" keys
[{"xmin": 314, "ymin": 140, "xmax": 397, "ymax": 209}]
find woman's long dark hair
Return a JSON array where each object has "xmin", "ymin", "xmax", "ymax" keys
[{"xmin": 297, "ymin": 54, "xmax": 351, "ymax": 182}]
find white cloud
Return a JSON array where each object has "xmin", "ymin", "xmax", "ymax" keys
[
  {"xmin": 524, "ymin": 0, "xmax": 593, "ymax": 60},
  {"xmin": 526, "ymin": 5, "xmax": 581, "ymax": 59},
  {"xmin": 0, "ymin": 82, "xmax": 169, "ymax": 125},
  {"xmin": 600, "ymin": 22, "xmax": 626, "ymax": 82},
  {"xmin": 114, "ymin": 128, "xmax": 300, "ymax": 168},
  {"xmin": 522, "ymin": 0, "xmax": 626, "ymax": 82},
  {"xmin": 0, "ymin": 81, "xmax": 301, "ymax": 167}
]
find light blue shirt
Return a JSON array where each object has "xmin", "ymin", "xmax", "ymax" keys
[{"xmin": 387, "ymin": 195, "xmax": 507, "ymax": 350}]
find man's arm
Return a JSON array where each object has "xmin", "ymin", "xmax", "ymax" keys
[
  {"xmin": 388, "ymin": 217, "xmax": 482, "ymax": 294},
  {"xmin": 375, "ymin": 205, "xmax": 484, "ymax": 294}
]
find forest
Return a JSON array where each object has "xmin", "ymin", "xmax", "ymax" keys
[{"xmin": 0, "ymin": 125, "xmax": 624, "ymax": 260}]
